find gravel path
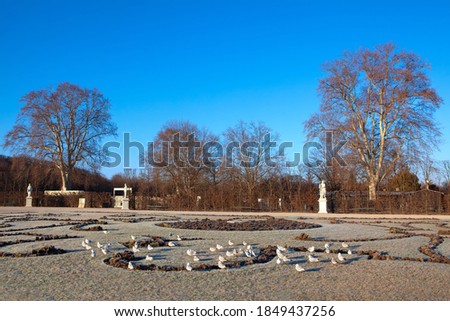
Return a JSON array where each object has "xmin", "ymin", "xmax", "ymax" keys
[{"xmin": 1, "ymin": 207, "xmax": 450, "ymax": 301}]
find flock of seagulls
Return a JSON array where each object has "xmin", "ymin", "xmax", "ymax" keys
[{"xmin": 83, "ymin": 230, "xmax": 355, "ymax": 273}]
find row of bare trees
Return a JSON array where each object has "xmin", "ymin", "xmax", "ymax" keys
[{"xmin": 1, "ymin": 43, "xmax": 447, "ymax": 207}]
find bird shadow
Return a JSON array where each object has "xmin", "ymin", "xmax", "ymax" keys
[
  {"xmin": 291, "ymin": 258, "xmax": 307, "ymax": 264},
  {"xmin": 340, "ymin": 256, "xmax": 364, "ymax": 265},
  {"xmin": 305, "ymin": 267, "xmax": 322, "ymax": 272}
]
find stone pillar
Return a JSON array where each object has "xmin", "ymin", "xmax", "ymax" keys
[
  {"xmin": 318, "ymin": 198, "xmax": 327, "ymax": 214},
  {"xmin": 26, "ymin": 196, "xmax": 33, "ymax": 207},
  {"xmin": 122, "ymin": 197, "xmax": 129, "ymax": 210}
]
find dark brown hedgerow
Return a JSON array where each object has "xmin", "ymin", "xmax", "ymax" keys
[{"xmin": 157, "ymin": 218, "xmax": 321, "ymax": 231}]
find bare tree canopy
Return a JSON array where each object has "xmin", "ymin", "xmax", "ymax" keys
[
  {"xmin": 3, "ymin": 82, "xmax": 117, "ymax": 191},
  {"xmin": 305, "ymin": 43, "xmax": 443, "ymax": 200}
]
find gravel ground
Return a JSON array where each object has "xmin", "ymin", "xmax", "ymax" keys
[{"xmin": 1, "ymin": 207, "xmax": 450, "ymax": 301}]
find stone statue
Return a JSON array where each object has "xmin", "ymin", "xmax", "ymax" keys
[
  {"xmin": 124, "ymin": 184, "xmax": 128, "ymax": 198},
  {"xmin": 27, "ymin": 184, "xmax": 32, "ymax": 197},
  {"xmin": 319, "ymin": 180, "xmax": 326, "ymax": 199},
  {"xmin": 318, "ymin": 180, "xmax": 327, "ymax": 213}
]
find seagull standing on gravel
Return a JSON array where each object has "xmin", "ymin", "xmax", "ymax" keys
[
  {"xmin": 128, "ymin": 261, "xmax": 135, "ymax": 270},
  {"xmin": 277, "ymin": 245, "xmax": 287, "ymax": 252},
  {"xmin": 101, "ymin": 247, "xmax": 109, "ymax": 255},
  {"xmin": 324, "ymin": 243, "xmax": 330, "ymax": 249},
  {"xmin": 209, "ymin": 247, "xmax": 216, "ymax": 252},
  {"xmin": 85, "ymin": 239, "xmax": 92, "ymax": 245},
  {"xmin": 216, "ymin": 244, "xmax": 224, "ymax": 250},
  {"xmin": 147, "ymin": 245, "xmax": 153, "ymax": 251},
  {"xmin": 146, "ymin": 255, "xmax": 153, "ymax": 261},
  {"xmin": 90, "ymin": 249, "xmax": 96, "ymax": 258},
  {"xmin": 186, "ymin": 249, "xmax": 196, "ymax": 256},
  {"xmin": 347, "ymin": 250, "xmax": 353, "ymax": 255},
  {"xmin": 226, "ymin": 250, "xmax": 234, "ymax": 257},
  {"xmin": 131, "ymin": 235, "xmax": 136, "ymax": 241},
  {"xmin": 325, "ymin": 248, "xmax": 331, "ymax": 254},
  {"xmin": 242, "ymin": 241, "xmax": 248, "ymax": 246},
  {"xmin": 193, "ymin": 255, "xmax": 200, "ymax": 262},
  {"xmin": 218, "ymin": 255, "xmax": 227, "ymax": 262},
  {"xmin": 228, "ymin": 240, "xmax": 234, "ymax": 246},
  {"xmin": 168, "ymin": 241, "xmax": 177, "ymax": 247},
  {"xmin": 97, "ymin": 242, "xmax": 102, "ymax": 249},
  {"xmin": 186, "ymin": 262, "xmax": 193, "ymax": 271},
  {"xmin": 276, "ymin": 257, "xmax": 283, "ymax": 264},
  {"xmin": 103, "ymin": 230, "xmax": 109, "ymax": 234},
  {"xmin": 177, "ymin": 235, "xmax": 182, "ymax": 241},
  {"xmin": 218, "ymin": 261, "xmax": 226, "ymax": 269},
  {"xmin": 338, "ymin": 252, "xmax": 346, "ymax": 262},
  {"xmin": 295, "ymin": 264, "xmax": 305, "ymax": 272},
  {"xmin": 331, "ymin": 257, "xmax": 338, "ymax": 265},
  {"xmin": 308, "ymin": 254, "xmax": 319, "ymax": 263},
  {"xmin": 132, "ymin": 244, "xmax": 140, "ymax": 253},
  {"xmin": 308, "ymin": 246, "xmax": 315, "ymax": 253},
  {"xmin": 342, "ymin": 242, "xmax": 349, "ymax": 248}
]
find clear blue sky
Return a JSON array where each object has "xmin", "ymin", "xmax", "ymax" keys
[{"xmin": 1, "ymin": 0, "xmax": 449, "ymax": 178}]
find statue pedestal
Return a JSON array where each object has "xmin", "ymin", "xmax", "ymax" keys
[
  {"xmin": 25, "ymin": 196, "xmax": 33, "ymax": 207},
  {"xmin": 122, "ymin": 198, "xmax": 129, "ymax": 210},
  {"xmin": 318, "ymin": 198, "xmax": 327, "ymax": 214}
]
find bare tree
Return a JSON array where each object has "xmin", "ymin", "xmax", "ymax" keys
[
  {"xmin": 305, "ymin": 43, "xmax": 442, "ymax": 200},
  {"xmin": 224, "ymin": 121, "xmax": 280, "ymax": 206},
  {"xmin": 4, "ymin": 82, "xmax": 117, "ymax": 191},
  {"xmin": 150, "ymin": 120, "xmax": 215, "ymax": 205},
  {"xmin": 440, "ymin": 160, "xmax": 450, "ymax": 189}
]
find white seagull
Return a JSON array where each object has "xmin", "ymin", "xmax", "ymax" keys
[
  {"xmin": 347, "ymin": 249, "xmax": 352, "ymax": 255},
  {"xmin": 186, "ymin": 249, "xmax": 196, "ymax": 256},
  {"xmin": 228, "ymin": 240, "xmax": 234, "ymax": 246},
  {"xmin": 90, "ymin": 249, "xmax": 96, "ymax": 258},
  {"xmin": 168, "ymin": 241, "xmax": 177, "ymax": 247},
  {"xmin": 186, "ymin": 262, "xmax": 193, "ymax": 271},
  {"xmin": 131, "ymin": 235, "xmax": 136, "ymax": 241},
  {"xmin": 209, "ymin": 247, "xmax": 216, "ymax": 252},
  {"xmin": 193, "ymin": 255, "xmax": 200, "ymax": 262},
  {"xmin": 101, "ymin": 247, "xmax": 109, "ymax": 255},
  {"xmin": 331, "ymin": 257, "xmax": 338, "ymax": 265},
  {"xmin": 325, "ymin": 248, "xmax": 331, "ymax": 254},
  {"xmin": 103, "ymin": 230, "xmax": 109, "ymax": 234},
  {"xmin": 97, "ymin": 242, "xmax": 102, "ymax": 249},
  {"xmin": 324, "ymin": 243, "xmax": 330, "ymax": 249},
  {"xmin": 295, "ymin": 264, "xmax": 305, "ymax": 272},
  {"xmin": 147, "ymin": 245, "xmax": 153, "ymax": 251},
  {"xmin": 216, "ymin": 244, "xmax": 224, "ymax": 250},
  {"xmin": 225, "ymin": 250, "xmax": 234, "ymax": 257},
  {"xmin": 128, "ymin": 261, "xmax": 135, "ymax": 270},
  {"xmin": 308, "ymin": 254, "xmax": 319, "ymax": 263},
  {"xmin": 342, "ymin": 242, "xmax": 349, "ymax": 248},
  {"xmin": 218, "ymin": 261, "xmax": 226, "ymax": 269},
  {"xmin": 242, "ymin": 241, "xmax": 248, "ymax": 246},
  {"xmin": 277, "ymin": 245, "xmax": 287, "ymax": 252},
  {"xmin": 276, "ymin": 257, "xmax": 283, "ymax": 264},
  {"xmin": 338, "ymin": 252, "xmax": 346, "ymax": 261},
  {"xmin": 145, "ymin": 255, "xmax": 153, "ymax": 261},
  {"xmin": 177, "ymin": 235, "xmax": 182, "ymax": 241},
  {"xmin": 218, "ymin": 255, "xmax": 227, "ymax": 262},
  {"xmin": 308, "ymin": 246, "xmax": 315, "ymax": 253},
  {"xmin": 85, "ymin": 239, "xmax": 92, "ymax": 244}
]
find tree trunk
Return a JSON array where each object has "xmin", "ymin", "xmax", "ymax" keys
[
  {"xmin": 60, "ymin": 168, "xmax": 73, "ymax": 191},
  {"xmin": 368, "ymin": 177, "xmax": 377, "ymax": 201}
]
